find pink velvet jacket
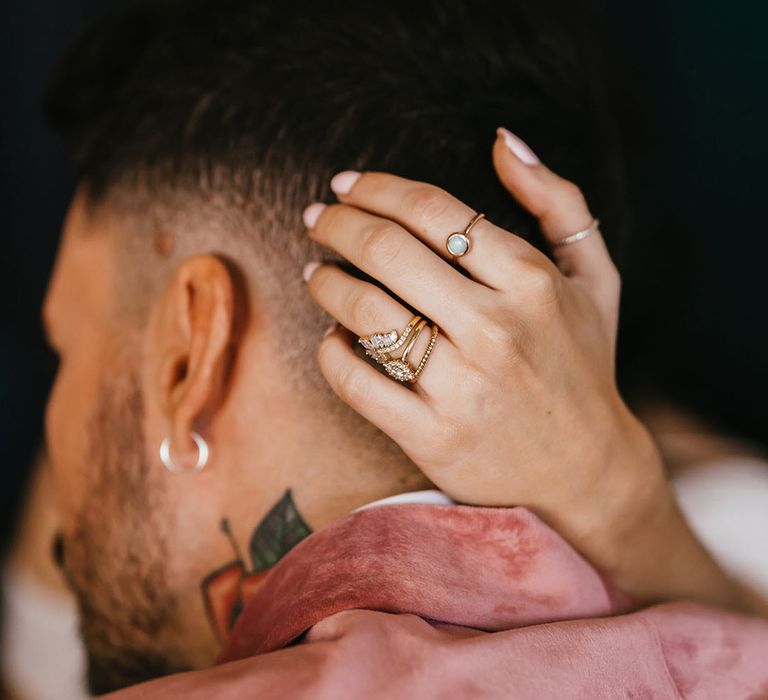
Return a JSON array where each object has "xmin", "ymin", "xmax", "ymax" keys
[{"xmin": 107, "ymin": 504, "xmax": 768, "ymax": 699}]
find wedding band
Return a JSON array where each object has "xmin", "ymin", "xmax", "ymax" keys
[
  {"xmin": 551, "ymin": 218, "xmax": 600, "ymax": 248},
  {"xmin": 358, "ymin": 315, "xmax": 439, "ymax": 383},
  {"xmin": 446, "ymin": 212, "xmax": 486, "ymax": 262},
  {"xmin": 400, "ymin": 319, "xmax": 428, "ymax": 365}
]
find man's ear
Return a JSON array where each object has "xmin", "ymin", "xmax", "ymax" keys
[{"xmin": 152, "ymin": 254, "xmax": 235, "ymax": 471}]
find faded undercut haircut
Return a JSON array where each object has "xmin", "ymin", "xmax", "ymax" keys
[{"xmin": 44, "ymin": 0, "xmax": 628, "ymax": 393}]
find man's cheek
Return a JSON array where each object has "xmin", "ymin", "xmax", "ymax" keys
[{"xmin": 44, "ymin": 359, "xmax": 98, "ymax": 516}]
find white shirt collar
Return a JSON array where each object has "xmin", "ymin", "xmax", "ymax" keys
[{"xmin": 352, "ymin": 489, "xmax": 455, "ymax": 513}]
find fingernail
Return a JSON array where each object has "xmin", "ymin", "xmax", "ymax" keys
[
  {"xmin": 330, "ymin": 170, "xmax": 361, "ymax": 196},
  {"xmin": 323, "ymin": 322, "xmax": 338, "ymax": 337},
  {"xmin": 496, "ymin": 127, "xmax": 541, "ymax": 166},
  {"xmin": 303, "ymin": 261, "xmax": 322, "ymax": 282},
  {"xmin": 303, "ymin": 202, "xmax": 326, "ymax": 229}
]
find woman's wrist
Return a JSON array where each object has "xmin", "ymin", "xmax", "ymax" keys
[
  {"xmin": 586, "ymin": 426, "xmax": 765, "ymax": 615},
  {"xmin": 569, "ymin": 417, "xmax": 670, "ymax": 585},
  {"xmin": 606, "ymin": 492, "xmax": 750, "ymax": 610}
]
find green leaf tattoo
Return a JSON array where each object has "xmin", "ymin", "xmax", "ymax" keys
[
  {"xmin": 202, "ymin": 488, "xmax": 313, "ymax": 641},
  {"xmin": 250, "ymin": 488, "xmax": 312, "ymax": 572}
]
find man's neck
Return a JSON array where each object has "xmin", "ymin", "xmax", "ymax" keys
[
  {"xmin": 244, "ymin": 410, "xmax": 435, "ymax": 529},
  {"xmin": 205, "ymin": 445, "xmax": 436, "ymax": 643}
]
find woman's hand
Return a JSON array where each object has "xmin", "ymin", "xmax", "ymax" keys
[{"xmin": 300, "ymin": 128, "xmax": 761, "ymax": 614}]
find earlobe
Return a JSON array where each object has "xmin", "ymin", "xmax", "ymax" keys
[
  {"xmin": 160, "ymin": 431, "xmax": 210, "ymax": 474},
  {"xmin": 155, "ymin": 254, "xmax": 236, "ymax": 471}
]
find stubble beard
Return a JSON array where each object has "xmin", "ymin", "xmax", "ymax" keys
[{"xmin": 60, "ymin": 356, "xmax": 193, "ymax": 695}]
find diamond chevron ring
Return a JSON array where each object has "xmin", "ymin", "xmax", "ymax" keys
[
  {"xmin": 446, "ymin": 212, "xmax": 486, "ymax": 263},
  {"xmin": 358, "ymin": 315, "xmax": 440, "ymax": 383}
]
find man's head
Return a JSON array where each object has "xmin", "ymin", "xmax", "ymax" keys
[{"xmin": 41, "ymin": 0, "xmax": 626, "ymax": 692}]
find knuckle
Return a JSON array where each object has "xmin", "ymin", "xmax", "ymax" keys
[
  {"xmin": 538, "ymin": 177, "xmax": 589, "ymax": 221},
  {"xmin": 520, "ymin": 260, "xmax": 560, "ymax": 302},
  {"xmin": 469, "ymin": 306, "xmax": 527, "ymax": 368},
  {"xmin": 404, "ymin": 184, "xmax": 451, "ymax": 226},
  {"xmin": 557, "ymin": 178, "xmax": 587, "ymax": 207},
  {"xmin": 359, "ymin": 221, "xmax": 405, "ymax": 268},
  {"xmin": 343, "ymin": 289, "xmax": 381, "ymax": 327},
  {"xmin": 334, "ymin": 364, "xmax": 371, "ymax": 404},
  {"xmin": 475, "ymin": 311, "xmax": 519, "ymax": 353}
]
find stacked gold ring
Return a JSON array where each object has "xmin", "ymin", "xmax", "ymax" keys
[
  {"xmin": 357, "ymin": 212, "xmax": 486, "ymax": 384},
  {"xmin": 358, "ymin": 315, "xmax": 439, "ymax": 383}
]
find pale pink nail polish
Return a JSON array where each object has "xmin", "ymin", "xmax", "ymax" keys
[
  {"xmin": 496, "ymin": 127, "xmax": 541, "ymax": 166},
  {"xmin": 330, "ymin": 170, "xmax": 361, "ymax": 195},
  {"xmin": 323, "ymin": 322, "xmax": 338, "ymax": 337},
  {"xmin": 302, "ymin": 202, "xmax": 326, "ymax": 229},
  {"xmin": 302, "ymin": 261, "xmax": 321, "ymax": 282}
]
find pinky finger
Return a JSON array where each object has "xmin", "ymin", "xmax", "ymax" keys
[{"xmin": 316, "ymin": 326, "xmax": 434, "ymax": 445}]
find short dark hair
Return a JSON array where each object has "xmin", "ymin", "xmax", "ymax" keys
[{"xmin": 44, "ymin": 0, "xmax": 628, "ymax": 385}]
